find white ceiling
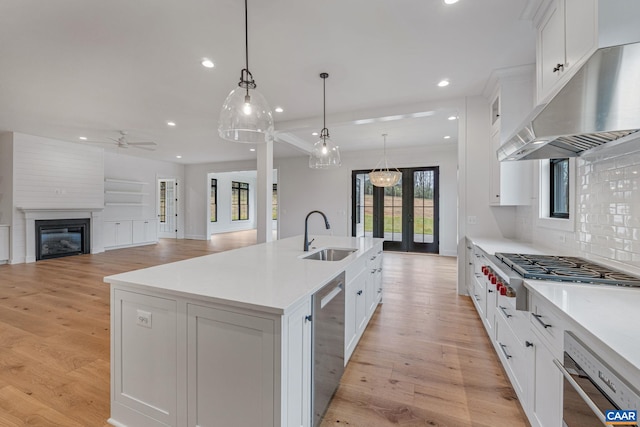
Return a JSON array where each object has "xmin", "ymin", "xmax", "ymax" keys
[{"xmin": 0, "ymin": 0, "xmax": 536, "ymax": 164}]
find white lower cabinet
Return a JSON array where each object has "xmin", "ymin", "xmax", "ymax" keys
[
  {"xmin": 528, "ymin": 330, "xmax": 563, "ymax": 427},
  {"xmin": 186, "ymin": 303, "xmax": 277, "ymax": 427},
  {"xmin": 0, "ymin": 225, "xmax": 9, "ymax": 263},
  {"xmin": 105, "ymin": 219, "xmax": 157, "ymax": 250},
  {"xmin": 285, "ymin": 299, "xmax": 313, "ymax": 427}
]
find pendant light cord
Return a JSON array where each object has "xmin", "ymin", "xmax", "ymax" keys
[
  {"xmin": 320, "ymin": 73, "xmax": 329, "ymax": 140},
  {"xmin": 244, "ymin": 0, "xmax": 249, "ymax": 73}
]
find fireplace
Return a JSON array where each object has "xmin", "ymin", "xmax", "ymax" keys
[{"xmin": 35, "ymin": 218, "xmax": 91, "ymax": 261}]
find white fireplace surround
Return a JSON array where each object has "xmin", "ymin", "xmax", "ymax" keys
[{"xmin": 19, "ymin": 207, "xmax": 103, "ymax": 263}]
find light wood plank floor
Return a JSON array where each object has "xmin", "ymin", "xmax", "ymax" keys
[{"xmin": 0, "ymin": 238, "xmax": 528, "ymax": 426}]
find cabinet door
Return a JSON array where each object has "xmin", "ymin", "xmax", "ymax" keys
[
  {"xmin": 145, "ymin": 219, "xmax": 158, "ymax": 242},
  {"xmin": 489, "ymin": 130, "xmax": 501, "ymax": 205},
  {"xmin": 286, "ymin": 299, "xmax": 312, "ymax": 427},
  {"xmin": 564, "ymin": 0, "xmax": 596, "ymax": 71},
  {"xmin": 132, "ymin": 220, "xmax": 145, "ymax": 244},
  {"xmin": 103, "ymin": 221, "xmax": 117, "ymax": 248},
  {"xmin": 365, "ymin": 268, "xmax": 378, "ymax": 315},
  {"xmin": 0, "ymin": 226, "xmax": 9, "ymax": 261},
  {"xmin": 538, "ymin": 0, "xmax": 565, "ymax": 101},
  {"xmin": 528, "ymin": 333, "xmax": 563, "ymax": 427},
  {"xmin": 113, "ymin": 290, "xmax": 178, "ymax": 426},
  {"xmin": 116, "ymin": 221, "xmax": 133, "ymax": 246},
  {"xmin": 187, "ymin": 304, "xmax": 276, "ymax": 427}
]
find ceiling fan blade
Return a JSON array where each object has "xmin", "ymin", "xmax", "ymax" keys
[
  {"xmin": 127, "ymin": 141, "xmax": 157, "ymax": 146},
  {"xmin": 131, "ymin": 145, "xmax": 156, "ymax": 151},
  {"xmin": 82, "ymin": 140, "xmax": 116, "ymax": 145}
]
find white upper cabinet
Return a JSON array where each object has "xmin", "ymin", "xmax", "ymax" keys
[
  {"xmin": 535, "ymin": 0, "xmax": 640, "ymax": 103},
  {"xmin": 487, "ymin": 66, "xmax": 535, "ymax": 206}
]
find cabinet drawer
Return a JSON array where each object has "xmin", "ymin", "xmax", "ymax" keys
[
  {"xmin": 496, "ymin": 315, "xmax": 527, "ymax": 399},
  {"xmin": 496, "ymin": 294, "xmax": 528, "ymax": 339},
  {"xmin": 530, "ymin": 294, "xmax": 564, "ymax": 355}
]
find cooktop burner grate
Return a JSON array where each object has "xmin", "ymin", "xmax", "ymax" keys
[{"xmin": 494, "ymin": 253, "xmax": 640, "ymax": 287}]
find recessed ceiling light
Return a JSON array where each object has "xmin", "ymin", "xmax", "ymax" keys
[
  {"xmin": 250, "ymin": 148, "xmax": 256, "ymax": 152},
  {"xmin": 274, "ymin": 107, "xmax": 284, "ymax": 113},
  {"xmin": 448, "ymin": 115, "xmax": 458, "ymax": 120},
  {"xmin": 79, "ymin": 136, "xmax": 87, "ymax": 140},
  {"xmin": 201, "ymin": 58, "xmax": 214, "ymax": 68},
  {"xmin": 167, "ymin": 121, "xmax": 176, "ymax": 127},
  {"xmin": 312, "ymin": 132, "xmax": 319, "ymax": 136},
  {"xmin": 444, "ymin": 0, "xmax": 459, "ymax": 4},
  {"xmin": 444, "ymin": 135, "xmax": 451, "ymax": 139},
  {"xmin": 176, "ymin": 155, "xmax": 182, "ymax": 159},
  {"xmin": 438, "ymin": 79, "xmax": 450, "ymax": 87}
]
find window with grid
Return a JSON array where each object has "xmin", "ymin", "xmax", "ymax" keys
[
  {"xmin": 550, "ymin": 158, "xmax": 569, "ymax": 219},
  {"xmin": 159, "ymin": 181, "xmax": 166, "ymax": 223},
  {"xmin": 210, "ymin": 178, "xmax": 217, "ymax": 222},
  {"xmin": 232, "ymin": 181, "xmax": 249, "ymax": 221}
]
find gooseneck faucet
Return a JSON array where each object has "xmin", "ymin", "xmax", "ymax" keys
[{"xmin": 304, "ymin": 210, "xmax": 331, "ymax": 251}]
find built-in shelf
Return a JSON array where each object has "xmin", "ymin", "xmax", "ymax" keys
[
  {"xmin": 105, "ymin": 178, "xmax": 149, "ymax": 185},
  {"xmin": 105, "ymin": 190, "xmax": 150, "ymax": 196},
  {"xmin": 105, "ymin": 203, "xmax": 149, "ymax": 207}
]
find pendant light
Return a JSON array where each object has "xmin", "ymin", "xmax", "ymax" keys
[
  {"xmin": 218, "ymin": 0, "xmax": 274, "ymax": 143},
  {"xmin": 309, "ymin": 73, "xmax": 341, "ymax": 169},
  {"xmin": 369, "ymin": 133, "xmax": 401, "ymax": 187}
]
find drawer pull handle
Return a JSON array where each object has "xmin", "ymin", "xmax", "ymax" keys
[
  {"xmin": 553, "ymin": 63, "xmax": 565, "ymax": 72},
  {"xmin": 526, "ymin": 341, "xmax": 534, "ymax": 348},
  {"xmin": 357, "ymin": 290, "xmax": 363, "ymax": 296},
  {"xmin": 370, "ymin": 256, "xmax": 376, "ymax": 261},
  {"xmin": 499, "ymin": 305, "xmax": 512, "ymax": 318},
  {"xmin": 532, "ymin": 313, "xmax": 552, "ymax": 329},
  {"xmin": 474, "ymin": 294, "xmax": 481, "ymax": 302},
  {"xmin": 499, "ymin": 342, "xmax": 512, "ymax": 359},
  {"xmin": 488, "ymin": 288, "xmax": 494, "ymax": 293}
]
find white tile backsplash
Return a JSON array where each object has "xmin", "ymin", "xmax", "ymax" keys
[{"xmin": 518, "ymin": 142, "xmax": 640, "ymax": 270}]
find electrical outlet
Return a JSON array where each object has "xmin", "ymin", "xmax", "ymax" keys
[
  {"xmin": 467, "ymin": 216, "xmax": 478, "ymax": 225},
  {"xmin": 136, "ymin": 309, "xmax": 152, "ymax": 328},
  {"xmin": 558, "ymin": 234, "xmax": 566, "ymax": 243}
]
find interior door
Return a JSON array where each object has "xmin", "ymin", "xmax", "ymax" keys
[
  {"xmin": 352, "ymin": 167, "xmax": 439, "ymax": 253},
  {"xmin": 158, "ymin": 178, "xmax": 178, "ymax": 239}
]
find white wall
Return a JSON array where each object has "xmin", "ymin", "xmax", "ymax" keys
[
  {"xmin": 0, "ymin": 133, "xmax": 14, "ymax": 226},
  {"xmin": 11, "ymin": 133, "xmax": 104, "ymax": 263},
  {"xmin": 104, "ymin": 151, "xmax": 185, "ymax": 238},
  {"xmin": 208, "ymin": 171, "xmax": 257, "ymax": 234},
  {"xmin": 516, "ymin": 138, "xmax": 640, "ymax": 273}
]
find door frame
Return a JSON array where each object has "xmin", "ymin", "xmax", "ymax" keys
[
  {"xmin": 157, "ymin": 177, "xmax": 179, "ymax": 239},
  {"xmin": 351, "ymin": 167, "xmax": 439, "ymax": 253}
]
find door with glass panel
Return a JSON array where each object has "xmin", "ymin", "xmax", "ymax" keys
[
  {"xmin": 158, "ymin": 178, "xmax": 178, "ymax": 238},
  {"xmin": 352, "ymin": 167, "xmax": 439, "ymax": 253}
]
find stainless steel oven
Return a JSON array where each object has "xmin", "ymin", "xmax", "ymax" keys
[{"xmin": 555, "ymin": 332, "xmax": 640, "ymax": 427}]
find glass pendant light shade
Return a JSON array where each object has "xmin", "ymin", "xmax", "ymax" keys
[
  {"xmin": 309, "ymin": 72, "xmax": 341, "ymax": 169},
  {"xmin": 309, "ymin": 134, "xmax": 341, "ymax": 169},
  {"xmin": 218, "ymin": 0, "xmax": 273, "ymax": 143},
  {"xmin": 218, "ymin": 85, "xmax": 274, "ymax": 143},
  {"xmin": 369, "ymin": 133, "xmax": 401, "ymax": 187}
]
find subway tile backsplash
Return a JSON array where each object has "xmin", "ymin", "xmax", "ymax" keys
[{"xmin": 517, "ymin": 144, "xmax": 640, "ymax": 270}]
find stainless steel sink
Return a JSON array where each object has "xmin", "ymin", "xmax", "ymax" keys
[{"xmin": 302, "ymin": 248, "xmax": 357, "ymax": 261}]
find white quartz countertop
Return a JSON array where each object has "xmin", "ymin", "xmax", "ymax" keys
[
  {"xmin": 105, "ymin": 235, "xmax": 383, "ymax": 314},
  {"xmin": 467, "ymin": 237, "xmax": 545, "ymax": 256},
  {"xmin": 525, "ymin": 280, "xmax": 640, "ymax": 379}
]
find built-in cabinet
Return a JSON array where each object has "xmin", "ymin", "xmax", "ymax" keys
[
  {"xmin": 534, "ymin": 0, "xmax": 640, "ymax": 103},
  {"xmin": 104, "ymin": 219, "xmax": 158, "ymax": 249},
  {"xmin": 468, "ymin": 242, "xmax": 563, "ymax": 427},
  {"xmin": 345, "ymin": 242, "xmax": 384, "ymax": 361},
  {"xmin": 110, "ymin": 242, "xmax": 383, "ymax": 427},
  {"xmin": 0, "ymin": 225, "xmax": 9, "ymax": 263},
  {"xmin": 487, "ymin": 67, "xmax": 534, "ymax": 206}
]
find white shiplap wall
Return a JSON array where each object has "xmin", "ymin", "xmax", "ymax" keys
[{"xmin": 11, "ymin": 133, "xmax": 104, "ymax": 262}]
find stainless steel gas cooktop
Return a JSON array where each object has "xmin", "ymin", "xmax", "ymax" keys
[{"xmin": 494, "ymin": 253, "xmax": 640, "ymax": 287}]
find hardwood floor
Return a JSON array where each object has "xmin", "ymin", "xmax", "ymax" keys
[{"xmin": 0, "ymin": 239, "xmax": 528, "ymax": 426}]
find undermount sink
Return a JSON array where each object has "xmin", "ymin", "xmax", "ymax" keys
[{"xmin": 302, "ymin": 248, "xmax": 357, "ymax": 261}]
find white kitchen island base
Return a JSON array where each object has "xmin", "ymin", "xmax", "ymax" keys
[{"xmin": 106, "ymin": 235, "xmax": 383, "ymax": 427}]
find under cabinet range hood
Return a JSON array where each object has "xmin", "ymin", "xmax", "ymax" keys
[{"xmin": 498, "ymin": 41, "xmax": 640, "ymax": 161}]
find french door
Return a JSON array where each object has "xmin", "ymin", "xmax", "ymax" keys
[
  {"xmin": 158, "ymin": 178, "xmax": 178, "ymax": 239},
  {"xmin": 352, "ymin": 167, "xmax": 439, "ymax": 253}
]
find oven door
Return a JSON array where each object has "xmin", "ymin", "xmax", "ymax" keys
[{"xmin": 555, "ymin": 354, "xmax": 634, "ymax": 427}]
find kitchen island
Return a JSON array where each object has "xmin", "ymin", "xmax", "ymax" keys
[{"xmin": 105, "ymin": 235, "xmax": 384, "ymax": 427}]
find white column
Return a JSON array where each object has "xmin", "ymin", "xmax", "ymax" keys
[{"xmin": 256, "ymin": 139, "xmax": 273, "ymax": 243}]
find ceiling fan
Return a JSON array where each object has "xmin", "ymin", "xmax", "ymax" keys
[{"xmin": 83, "ymin": 131, "xmax": 157, "ymax": 151}]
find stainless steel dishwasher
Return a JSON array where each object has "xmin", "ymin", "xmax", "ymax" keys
[{"xmin": 311, "ymin": 272, "xmax": 345, "ymax": 427}]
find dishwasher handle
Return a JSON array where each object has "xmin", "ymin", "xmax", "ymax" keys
[{"xmin": 320, "ymin": 282, "xmax": 344, "ymax": 309}]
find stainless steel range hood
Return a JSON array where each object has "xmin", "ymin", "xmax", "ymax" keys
[{"xmin": 498, "ymin": 41, "xmax": 640, "ymax": 161}]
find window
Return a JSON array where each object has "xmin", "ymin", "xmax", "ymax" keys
[
  {"xmin": 272, "ymin": 184, "xmax": 278, "ymax": 220},
  {"xmin": 159, "ymin": 181, "xmax": 166, "ymax": 223},
  {"xmin": 232, "ymin": 181, "xmax": 249, "ymax": 221},
  {"xmin": 550, "ymin": 158, "xmax": 569, "ymax": 218},
  {"xmin": 210, "ymin": 179, "xmax": 217, "ymax": 222}
]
